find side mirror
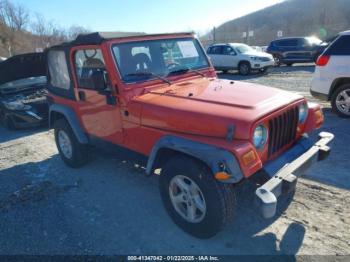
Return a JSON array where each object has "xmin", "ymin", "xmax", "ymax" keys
[{"xmin": 91, "ymin": 70, "xmax": 108, "ymax": 91}]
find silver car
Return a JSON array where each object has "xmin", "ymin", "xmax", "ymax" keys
[{"xmin": 207, "ymin": 43, "xmax": 275, "ymax": 75}]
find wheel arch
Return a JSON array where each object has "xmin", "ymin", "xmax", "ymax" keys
[
  {"xmin": 49, "ymin": 104, "xmax": 88, "ymax": 144},
  {"xmin": 329, "ymin": 77, "xmax": 350, "ymax": 100},
  {"xmin": 238, "ymin": 60, "xmax": 251, "ymax": 67},
  {"xmin": 146, "ymin": 135, "xmax": 243, "ymax": 183}
]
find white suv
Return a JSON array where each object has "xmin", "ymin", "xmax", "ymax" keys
[
  {"xmin": 207, "ymin": 43, "xmax": 275, "ymax": 75},
  {"xmin": 311, "ymin": 30, "xmax": 350, "ymax": 117}
]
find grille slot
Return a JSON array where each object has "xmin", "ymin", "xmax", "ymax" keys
[{"xmin": 268, "ymin": 107, "xmax": 299, "ymax": 157}]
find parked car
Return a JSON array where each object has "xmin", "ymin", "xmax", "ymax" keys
[
  {"xmin": 47, "ymin": 32, "xmax": 333, "ymax": 238},
  {"xmin": 0, "ymin": 53, "xmax": 48, "ymax": 129},
  {"xmin": 267, "ymin": 36, "xmax": 328, "ymax": 66},
  {"xmin": 311, "ymin": 30, "xmax": 350, "ymax": 117},
  {"xmin": 206, "ymin": 43, "xmax": 275, "ymax": 75}
]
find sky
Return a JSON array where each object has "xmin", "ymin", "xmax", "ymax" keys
[{"xmin": 13, "ymin": 0, "xmax": 282, "ymax": 34}]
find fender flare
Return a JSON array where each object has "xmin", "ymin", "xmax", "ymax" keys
[
  {"xmin": 49, "ymin": 104, "xmax": 89, "ymax": 144},
  {"xmin": 146, "ymin": 135, "xmax": 243, "ymax": 183}
]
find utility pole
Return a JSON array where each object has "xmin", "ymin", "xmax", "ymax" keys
[{"xmin": 213, "ymin": 27, "xmax": 216, "ymax": 44}]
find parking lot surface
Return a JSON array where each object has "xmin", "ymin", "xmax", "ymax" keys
[{"xmin": 0, "ymin": 65, "xmax": 349, "ymax": 255}]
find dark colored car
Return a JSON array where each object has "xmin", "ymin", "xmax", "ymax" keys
[
  {"xmin": 0, "ymin": 53, "xmax": 48, "ymax": 129},
  {"xmin": 266, "ymin": 37, "xmax": 328, "ymax": 66}
]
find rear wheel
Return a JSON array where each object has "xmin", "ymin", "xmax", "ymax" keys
[
  {"xmin": 238, "ymin": 62, "xmax": 251, "ymax": 75},
  {"xmin": 54, "ymin": 118, "xmax": 89, "ymax": 168},
  {"xmin": 331, "ymin": 84, "xmax": 350, "ymax": 118},
  {"xmin": 159, "ymin": 155, "xmax": 236, "ymax": 238},
  {"xmin": 285, "ymin": 63, "xmax": 293, "ymax": 66}
]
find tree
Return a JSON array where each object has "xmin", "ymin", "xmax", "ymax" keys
[{"xmin": 0, "ymin": 0, "xmax": 29, "ymax": 55}]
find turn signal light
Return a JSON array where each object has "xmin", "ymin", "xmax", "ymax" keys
[
  {"xmin": 215, "ymin": 172, "xmax": 231, "ymax": 181},
  {"xmin": 315, "ymin": 110, "xmax": 324, "ymax": 126},
  {"xmin": 242, "ymin": 150, "xmax": 257, "ymax": 166}
]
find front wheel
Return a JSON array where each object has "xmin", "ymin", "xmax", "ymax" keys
[
  {"xmin": 54, "ymin": 118, "xmax": 89, "ymax": 168},
  {"xmin": 331, "ymin": 84, "xmax": 350, "ymax": 118},
  {"xmin": 159, "ymin": 155, "xmax": 236, "ymax": 238},
  {"xmin": 238, "ymin": 62, "xmax": 251, "ymax": 75}
]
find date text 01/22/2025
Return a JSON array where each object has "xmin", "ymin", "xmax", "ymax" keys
[{"xmin": 127, "ymin": 256, "xmax": 219, "ymax": 261}]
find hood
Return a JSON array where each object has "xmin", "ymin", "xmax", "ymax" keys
[
  {"xmin": 241, "ymin": 50, "xmax": 272, "ymax": 58},
  {"xmin": 135, "ymin": 78, "xmax": 303, "ymax": 139},
  {"xmin": 0, "ymin": 52, "xmax": 46, "ymax": 86}
]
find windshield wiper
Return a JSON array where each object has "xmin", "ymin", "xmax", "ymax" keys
[
  {"xmin": 125, "ymin": 72, "xmax": 171, "ymax": 85},
  {"xmin": 168, "ymin": 66, "xmax": 206, "ymax": 77}
]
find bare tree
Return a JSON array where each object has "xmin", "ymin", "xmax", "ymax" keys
[
  {"xmin": 0, "ymin": 0, "xmax": 29, "ymax": 55},
  {"xmin": 67, "ymin": 25, "xmax": 90, "ymax": 40},
  {"xmin": 0, "ymin": 0, "xmax": 29, "ymax": 31}
]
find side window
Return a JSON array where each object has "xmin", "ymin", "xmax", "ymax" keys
[
  {"xmin": 289, "ymin": 39, "xmax": 298, "ymax": 46},
  {"xmin": 208, "ymin": 46, "xmax": 222, "ymax": 55},
  {"xmin": 278, "ymin": 39, "xmax": 298, "ymax": 47},
  {"xmin": 48, "ymin": 50, "xmax": 70, "ymax": 90},
  {"xmin": 222, "ymin": 46, "xmax": 236, "ymax": 55},
  {"xmin": 74, "ymin": 48, "xmax": 106, "ymax": 89},
  {"xmin": 326, "ymin": 35, "xmax": 350, "ymax": 55}
]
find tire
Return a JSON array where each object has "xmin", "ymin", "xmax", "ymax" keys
[
  {"xmin": 273, "ymin": 55, "xmax": 281, "ymax": 66},
  {"xmin": 238, "ymin": 62, "xmax": 251, "ymax": 75},
  {"xmin": 331, "ymin": 84, "xmax": 350, "ymax": 118},
  {"xmin": 54, "ymin": 118, "xmax": 89, "ymax": 168},
  {"xmin": 285, "ymin": 63, "xmax": 293, "ymax": 67},
  {"xmin": 222, "ymin": 70, "xmax": 228, "ymax": 74},
  {"xmin": 159, "ymin": 155, "xmax": 236, "ymax": 238}
]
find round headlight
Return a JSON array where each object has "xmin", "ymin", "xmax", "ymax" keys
[
  {"xmin": 253, "ymin": 125, "xmax": 268, "ymax": 149},
  {"xmin": 298, "ymin": 103, "xmax": 308, "ymax": 123}
]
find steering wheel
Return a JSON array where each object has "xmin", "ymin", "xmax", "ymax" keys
[{"xmin": 166, "ymin": 62, "xmax": 181, "ymax": 70}]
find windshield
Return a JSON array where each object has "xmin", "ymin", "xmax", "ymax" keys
[
  {"xmin": 233, "ymin": 44, "xmax": 255, "ymax": 54},
  {"xmin": 112, "ymin": 38, "xmax": 209, "ymax": 83}
]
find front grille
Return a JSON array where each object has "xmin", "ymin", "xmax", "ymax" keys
[{"xmin": 268, "ymin": 106, "xmax": 299, "ymax": 158}]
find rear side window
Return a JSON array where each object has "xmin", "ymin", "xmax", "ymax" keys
[
  {"xmin": 74, "ymin": 49, "xmax": 106, "ymax": 89},
  {"xmin": 325, "ymin": 35, "xmax": 350, "ymax": 55},
  {"xmin": 276, "ymin": 39, "xmax": 298, "ymax": 47},
  {"xmin": 207, "ymin": 46, "xmax": 222, "ymax": 54},
  {"xmin": 48, "ymin": 50, "xmax": 70, "ymax": 90}
]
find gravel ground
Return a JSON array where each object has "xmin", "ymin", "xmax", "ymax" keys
[{"xmin": 0, "ymin": 65, "xmax": 349, "ymax": 256}]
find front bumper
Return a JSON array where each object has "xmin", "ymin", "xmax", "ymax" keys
[
  {"xmin": 251, "ymin": 60, "xmax": 275, "ymax": 69},
  {"xmin": 255, "ymin": 132, "xmax": 334, "ymax": 218}
]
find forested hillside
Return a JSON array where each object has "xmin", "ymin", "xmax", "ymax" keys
[{"xmin": 201, "ymin": 0, "xmax": 350, "ymax": 46}]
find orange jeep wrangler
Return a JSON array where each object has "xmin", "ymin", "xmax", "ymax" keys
[{"xmin": 46, "ymin": 32, "xmax": 333, "ymax": 238}]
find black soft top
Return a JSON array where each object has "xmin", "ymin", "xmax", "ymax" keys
[{"xmin": 54, "ymin": 31, "xmax": 194, "ymax": 47}]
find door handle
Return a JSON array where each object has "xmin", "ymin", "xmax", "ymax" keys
[{"xmin": 78, "ymin": 91, "xmax": 86, "ymax": 101}]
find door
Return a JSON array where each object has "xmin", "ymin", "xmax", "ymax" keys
[
  {"xmin": 221, "ymin": 45, "xmax": 239, "ymax": 69},
  {"xmin": 278, "ymin": 39, "xmax": 299, "ymax": 60},
  {"xmin": 207, "ymin": 45, "xmax": 223, "ymax": 68},
  {"xmin": 72, "ymin": 47, "xmax": 123, "ymax": 144}
]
